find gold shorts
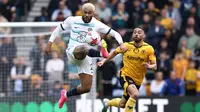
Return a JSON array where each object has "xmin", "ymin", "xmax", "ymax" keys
[{"xmin": 119, "ymin": 72, "xmax": 140, "ymax": 100}]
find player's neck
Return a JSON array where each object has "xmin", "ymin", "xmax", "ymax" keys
[{"xmin": 134, "ymin": 41, "xmax": 143, "ymax": 48}]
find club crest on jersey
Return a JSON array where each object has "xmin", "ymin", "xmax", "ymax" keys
[
  {"xmin": 77, "ymin": 31, "xmax": 87, "ymax": 43},
  {"xmin": 133, "ymin": 49, "xmax": 139, "ymax": 54},
  {"xmin": 141, "ymin": 50, "xmax": 146, "ymax": 54}
]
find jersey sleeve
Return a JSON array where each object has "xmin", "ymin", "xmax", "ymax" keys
[
  {"xmin": 60, "ymin": 17, "xmax": 72, "ymax": 30},
  {"xmin": 49, "ymin": 17, "xmax": 72, "ymax": 42},
  {"xmin": 95, "ymin": 19, "xmax": 123, "ymax": 44},
  {"xmin": 96, "ymin": 20, "xmax": 111, "ymax": 34},
  {"xmin": 115, "ymin": 47, "xmax": 122, "ymax": 53},
  {"xmin": 148, "ymin": 46, "xmax": 156, "ymax": 61}
]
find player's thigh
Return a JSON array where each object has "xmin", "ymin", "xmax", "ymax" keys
[
  {"xmin": 119, "ymin": 75, "xmax": 139, "ymax": 99},
  {"xmin": 119, "ymin": 75, "xmax": 130, "ymax": 100},
  {"xmin": 77, "ymin": 55, "xmax": 93, "ymax": 74},
  {"xmin": 79, "ymin": 73, "xmax": 93, "ymax": 89},
  {"xmin": 73, "ymin": 45, "xmax": 88, "ymax": 60},
  {"xmin": 66, "ymin": 46, "xmax": 84, "ymax": 65},
  {"xmin": 67, "ymin": 47, "xmax": 93, "ymax": 75},
  {"xmin": 127, "ymin": 84, "xmax": 139, "ymax": 98},
  {"xmin": 78, "ymin": 56, "xmax": 93, "ymax": 88}
]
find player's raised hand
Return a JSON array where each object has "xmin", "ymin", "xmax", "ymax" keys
[
  {"xmin": 45, "ymin": 42, "xmax": 52, "ymax": 55},
  {"xmin": 142, "ymin": 62, "xmax": 150, "ymax": 68},
  {"xmin": 97, "ymin": 59, "xmax": 106, "ymax": 67},
  {"xmin": 120, "ymin": 43, "xmax": 127, "ymax": 52}
]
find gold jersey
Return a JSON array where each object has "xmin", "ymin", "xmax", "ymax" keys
[{"xmin": 116, "ymin": 41, "xmax": 156, "ymax": 86}]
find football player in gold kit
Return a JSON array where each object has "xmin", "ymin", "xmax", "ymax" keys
[{"xmin": 98, "ymin": 28, "xmax": 157, "ymax": 112}]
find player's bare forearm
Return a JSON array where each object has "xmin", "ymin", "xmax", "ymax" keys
[
  {"xmin": 104, "ymin": 50, "xmax": 118, "ymax": 63},
  {"xmin": 148, "ymin": 64, "xmax": 157, "ymax": 70},
  {"xmin": 149, "ymin": 60, "xmax": 157, "ymax": 70},
  {"xmin": 142, "ymin": 60, "xmax": 157, "ymax": 70},
  {"xmin": 45, "ymin": 41, "xmax": 53, "ymax": 54},
  {"xmin": 98, "ymin": 51, "xmax": 118, "ymax": 67}
]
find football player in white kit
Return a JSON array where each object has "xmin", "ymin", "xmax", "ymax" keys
[{"xmin": 45, "ymin": 2, "xmax": 127, "ymax": 108}]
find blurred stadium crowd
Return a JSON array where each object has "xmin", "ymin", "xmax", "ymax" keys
[{"xmin": 0, "ymin": 0, "xmax": 200, "ymax": 99}]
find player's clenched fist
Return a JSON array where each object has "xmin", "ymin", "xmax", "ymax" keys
[
  {"xmin": 45, "ymin": 42, "xmax": 52, "ymax": 55},
  {"xmin": 142, "ymin": 62, "xmax": 150, "ymax": 68},
  {"xmin": 119, "ymin": 43, "xmax": 127, "ymax": 52},
  {"xmin": 97, "ymin": 59, "xmax": 106, "ymax": 67},
  {"xmin": 142, "ymin": 62, "xmax": 157, "ymax": 70}
]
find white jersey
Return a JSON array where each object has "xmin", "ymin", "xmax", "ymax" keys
[
  {"xmin": 48, "ymin": 16, "xmax": 123, "ymax": 75},
  {"xmin": 60, "ymin": 16, "xmax": 111, "ymax": 48},
  {"xmin": 49, "ymin": 16, "xmax": 123, "ymax": 49}
]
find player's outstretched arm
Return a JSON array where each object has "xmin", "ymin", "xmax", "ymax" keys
[
  {"xmin": 97, "ymin": 50, "xmax": 119, "ymax": 67},
  {"xmin": 142, "ymin": 46, "xmax": 157, "ymax": 70},
  {"xmin": 45, "ymin": 17, "xmax": 71, "ymax": 54},
  {"xmin": 142, "ymin": 60, "xmax": 157, "ymax": 70},
  {"xmin": 97, "ymin": 21, "xmax": 127, "ymax": 52},
  {"xmin": 108, "ymin": 29, "xmax": 127, "ymax": 52},
  {"xmin": 45, "ymin": 26, "xmax": 63, "ymax": 54}
]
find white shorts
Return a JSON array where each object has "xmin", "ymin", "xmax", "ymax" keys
[{"xmin": 66, "ymin": 46, "xmax": 93, "ymax": 75}]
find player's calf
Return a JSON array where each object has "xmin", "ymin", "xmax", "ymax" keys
[
  {"xmin": 124, "ymin": 84, "xmax": 138, "ymax": 112},
  {"xmin": 80, "ymin": 85, "xmax": 91, "ymax": 93},
  {"xmin": 67, "ymin": 84, "xmax": 91, "ymax": 97},
  {"xmin": 78, "ymin": 73, "xmax": 93, "ymax": 93}
]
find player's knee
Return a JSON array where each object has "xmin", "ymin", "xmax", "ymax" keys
[
  {"xmin": 130, "ymin": 91, "xmax": 139, "ymax": 99},
  {"xmin": 74, "ymin": 52, "xmax": 86, "ymax": 60},
  {"xmin": 74, "ymin": 45, "xmax": 88, "ymax": 60},
  {"xmin": 83, "ymin": 86, "xmax": 91, "ymax": 93},
  {"xmin": 128, "ymin": 84, "xmax": 139, "ymax": 99}
]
